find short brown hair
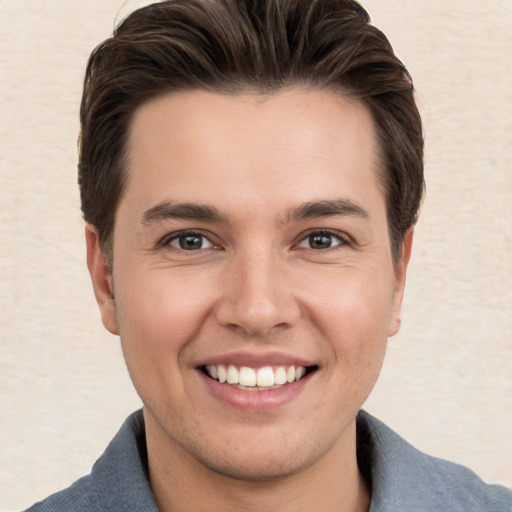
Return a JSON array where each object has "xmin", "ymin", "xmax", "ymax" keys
[{"xmin": 79, "ymin": 0, "xmax": 424, "ymax": 263}]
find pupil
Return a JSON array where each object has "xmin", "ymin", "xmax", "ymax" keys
[
  {"xmin": 310, "ymin": 234, "xmax": 331, "ymax": 249},
  {"xmin": 180, "ymin": 235, "xmax": 202, "ymax": 250}
]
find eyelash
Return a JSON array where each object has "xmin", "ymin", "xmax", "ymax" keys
[
  {"xmin": 160, "ymin": 229, "xmax": 351, "ymax": 252},
  {"xmin": 160, "ymin": 230, "xmax": 218, "ymax": 252},
  {"xmin": 295, "ymin": 229, "xmax": 351, "ymax": 251}
]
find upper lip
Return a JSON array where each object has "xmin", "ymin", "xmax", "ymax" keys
[{"xmin": 195, "ymin": 351, "xmax": 316, "ymax": 368}]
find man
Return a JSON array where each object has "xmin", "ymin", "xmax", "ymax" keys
[{"xmin": 26, "ymin": 0, "xmax": 512, "ymax": 510}]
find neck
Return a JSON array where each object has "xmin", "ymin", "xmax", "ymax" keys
[{"xmin": 145, "ymin": 411, "xmax": 370, "ymax": 512}]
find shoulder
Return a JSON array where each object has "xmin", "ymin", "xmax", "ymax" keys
[
  {"xmin": 23, "ymin": 411, "xmax": 158, "ymax": 512},
  {"xmin": 357, "ymin": 410, "xmax": 512, "ymax": 512},
  {"xmin": 23, "ymin": 475, "xmax": 96, "ymax": 512}
]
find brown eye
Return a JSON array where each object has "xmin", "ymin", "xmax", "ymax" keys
[
  {"xmin": 309, "ymin": 234, "xmax": 333, "ymax": 249},
  {"xmin": 297, "ymin": 231, "xmax": 344, "ymax": 250},
  {"xmin": 168, "ymin": 232, "xmax": 213, "ymax": 251}
]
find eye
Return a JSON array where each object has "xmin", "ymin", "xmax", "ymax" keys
[
  {"xmin": 297, "ymin": 230, "xmax": 346, "ymax": 250},
  {"xmin": 166, "ymin": 232, "xmax": 215, "ymax": 251}
]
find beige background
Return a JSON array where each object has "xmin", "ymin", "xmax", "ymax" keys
[{"xmin": 1, "ymin": 0, "xmax": 511, "ymax": 510}]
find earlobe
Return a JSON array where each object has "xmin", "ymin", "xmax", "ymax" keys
[
  {"xmin": 388, "ymin": 228, "xmax": 414, "ymax": 337},
  {"xmin": 85, "ymin": 224, "xmax": 119, "ymax": 335}
]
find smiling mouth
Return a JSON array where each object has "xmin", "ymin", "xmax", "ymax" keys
[{"xmin": 201, "ymin": 364, "xmax": 318, "ymax": 391}]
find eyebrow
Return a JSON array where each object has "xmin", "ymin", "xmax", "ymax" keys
[
  {"xmin": 141, "ymin": 201, "xmax": 229, "ymax": 225},
  {"xmin": 284, "ymin": 199, "xmax": 369, "ymax": 223},
  {"xmin": 140, "ymin": 198, "xmax": 369, "ymax": 227}
]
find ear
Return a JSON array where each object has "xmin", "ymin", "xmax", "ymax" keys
[
  {"xmin": 388, "ymin": 228, "xmax": 414, "ymax": 337},
  {"xmin": 85, "ymin": 223, "xmax": 119, "ymax": 335}
]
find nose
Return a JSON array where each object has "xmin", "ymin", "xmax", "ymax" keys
[{"xmin": 214, "ymin": 247, "xmax": 301, "ymax": 337}]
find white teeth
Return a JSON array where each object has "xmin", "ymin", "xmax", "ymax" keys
[
  {"xmin": 217, "ymin": 365, "xmax": 227, "ymax": 383},
  {"xmin": 205, "ymin": 364, "xmax": 308, "ymax": 388},
  {"xmin": 239, "ymin": 367, "xmax": 256, "ymax": 386},
  {"xmin": 256, "ymin": 366, "xmax": 274, "ymax": 387},
  {"xmin": 227, "ymin": 364, "xmax": 239, "ymax": 384},
  {"xmin": 274, "ymin": 367, "xmax": 287, "ymax": 385}
]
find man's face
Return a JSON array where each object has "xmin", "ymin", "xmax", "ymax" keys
[{"xmin": 88, "ymin": 89, "xmax": 410, "ymax": 481}]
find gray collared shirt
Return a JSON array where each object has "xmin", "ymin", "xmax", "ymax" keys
[{"xmin": 25, "ymin": 410, "xmax": 512, "ymax": 511}]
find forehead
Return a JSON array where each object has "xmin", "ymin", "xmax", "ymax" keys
[{"xmin": 122, "ymin": 88, "xmax": 383, "ymax": 219}]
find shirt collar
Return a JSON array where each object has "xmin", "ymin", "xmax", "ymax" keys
[{"xmin": 90, "ymin": 409, "xmax": 511, "ymax": 512}]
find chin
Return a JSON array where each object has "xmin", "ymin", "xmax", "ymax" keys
[
  {"xmin": 193, "ymin": 448, "xmax": 312, "ymax": 483},
  {"xmin": 180, "ymin": 421, "xmax": 342, "ymax": 484}
]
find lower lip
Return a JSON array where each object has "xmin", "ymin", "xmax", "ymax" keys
[{"xmin": 198, "ymin": 370, "xmax": 314, "ymax": 411}]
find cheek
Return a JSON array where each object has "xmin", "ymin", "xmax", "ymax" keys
[
  {"xmin": 117, "ymin": 268, "xmax": 214, "ymax": 340},
  {"xmin": 305, "ymin": 268, "xmax": 394, "ymax": 358},
  {"xmin": 303, "ymin": 270, "xmax": 392, "ymax": 421},
  {"xmin": 113, "ymin": 269, "xmax": 217, "ymax": 392}
]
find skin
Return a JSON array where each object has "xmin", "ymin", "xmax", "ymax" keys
[{"xmin": 87, "ymin": 88, "xmax": 412, "ymax": 512}]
